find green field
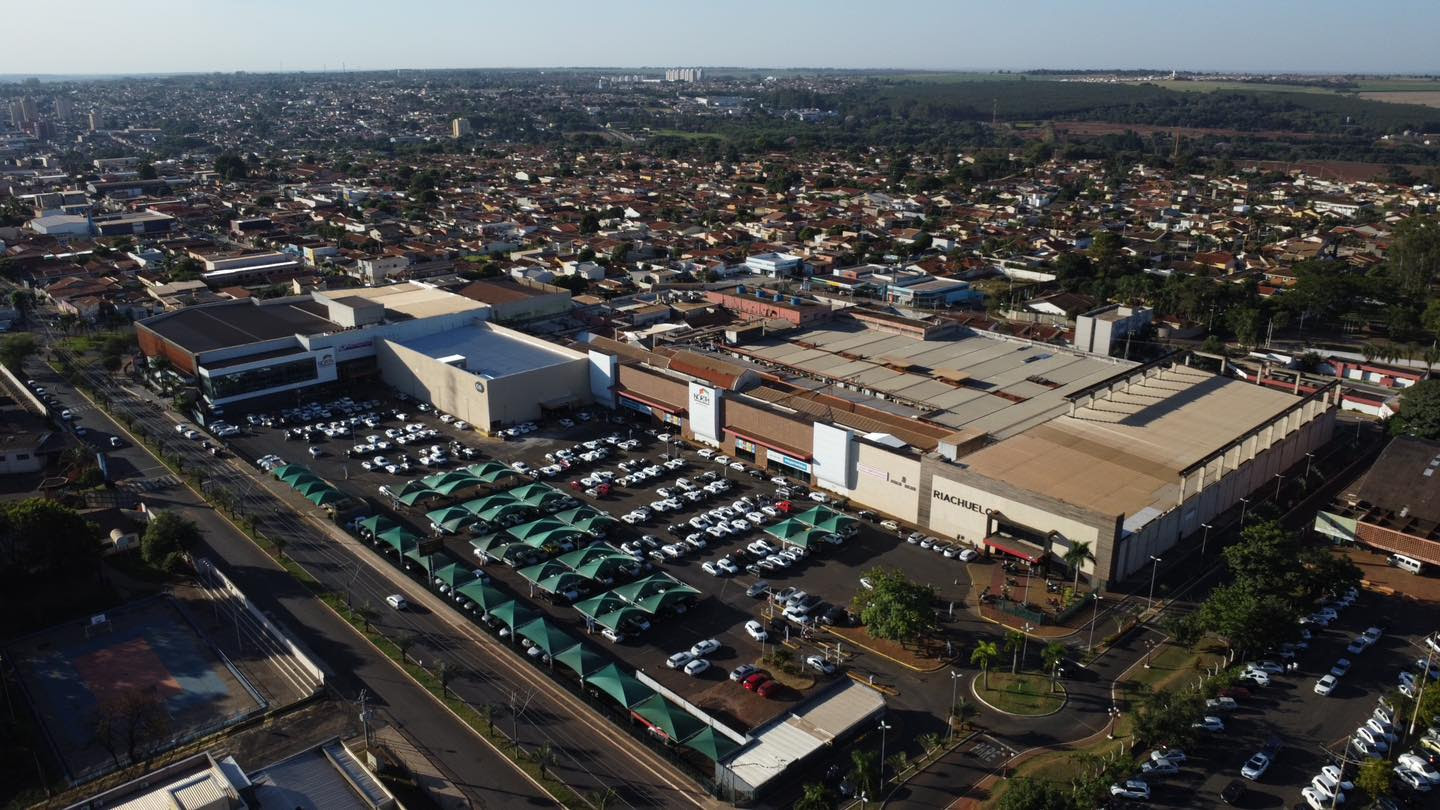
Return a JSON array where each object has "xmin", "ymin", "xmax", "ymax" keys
[{"xmin": 647, "ymin": 129, "xmax": 723, "ymax": 140}]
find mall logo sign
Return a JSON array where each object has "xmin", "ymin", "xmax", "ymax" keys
[
  {"xmin": 933, "ymin": 489, "xmax": 991, "ymax": 514},
  {"xmin": 690, "ymin": 387, "xmax": 712, "ymax": 406}
]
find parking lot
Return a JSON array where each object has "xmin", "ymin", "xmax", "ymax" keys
[
  {"xmin": 220, "ymin": 387, "xmax": 980, "ymax": 735},
  {"xmin": 1116, "ymin": 586, "xmax": 1440, "ymax": 809}
]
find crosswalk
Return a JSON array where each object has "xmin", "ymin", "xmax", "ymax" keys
[{"xmin": 123, "ymin": 474, "xmax": 179, "ymax": 492}]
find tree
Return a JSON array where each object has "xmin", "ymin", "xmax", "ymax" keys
[
  {"xmin": 1356, "ymin": 757, "xmax": 1392, "ymax": 801},
  {"xmin": 1004, "ymin": 629, "xmax": 1025, "ymax": 673},
  {"xmin": 850, "ymin": 566, "xmax": 939, "ymax": 643},
  {"xmin": 0, "ymin": 497, "xmax": 100, "ymax": 577},
  {"xmin": 971, "ymin": 641, "xmax": 1000, "ymax": 689},
  {"xmin": 535, "ymin": 741, "xmax": 554, "ymax": 779},
  {"xmin": 795, "ymin": 782, "xmax": 835, "ymax": 810},
  {"xmin": 1387, "ymin": 215, "xmax": 1440, "ymax": 298},
  {"xmin": 137, "ymin": 163, "xmax": 158, "ymax": 180},
  {"xmin": 91, "ymin": 687, "xmax": 171, "ymax": 766},
  {"xmin": 1391, "ymin": 379, "xmax": 1440, "ymax": 440},
  {"xmin": 213, "ymin": 152, "xmax": 249, "ymax": 181},
  {"xmin": 141, "ymin": 511, "xmax": 203, "ymax": 572},
  {"xmin": 849, "ymin": 748, "xmax": 878, "ymax": 804},
  {"xmin": 1041, "ymin": 642, "xmax": 1066, "ymax": 692},
  {"xmin": 437, "ymin": 661, "xmax": 455, "ymax": 697},
  {"xmin": 1226, "ymin": 306, "xmax": 1262, "ymax": 348},
  {"xmin": 0, "ymin": 332, "xmax": 37, "ymax": 372},
  {"xmin": 995, "ymin": 777, "xmax": 1074, "ymax": 810},
  {"xmin": 1131, "ymin": 687, "xmax": 1202, "ymax": 750},
  {"xmin": 355, "ymin": 603, "xmax": 379, "ymax": 633},
  {"xmin": 394, "ymin": 632, "xmax": 416, "ymax": 662},
  {"xmin": 1063, "ymin": 541, "xmax": 1095, "ymax": 592}
]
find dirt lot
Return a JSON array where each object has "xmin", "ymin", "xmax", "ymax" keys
[{"xmin": 1360, "ymin": 91, "xmax": 1440, "ymax": 108}]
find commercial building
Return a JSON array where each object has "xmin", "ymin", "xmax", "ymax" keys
[
  {"xmin": 458, "ymin": 278, "xmax": 572, "ymax": 323},
  {"xmin": 744, "ymin": 252, "xmax": 801, "ymax": 277},
  {"xmin": 135, "ymin": 282, "xmax": 589, "ymax": 431},
  {"xmin": 1073, "ymin": 303, "xmax": 1153, "ymax": 356},
  {"xmin": 451, "ymin": 117, "xmax": 472, "ymax": 138},
  {"xmin": 1316, "ymin": 436, "xmax": 1440, "ymax": 568},
  {"xmin": 65, "ymin": 739, "xmax": 397, "ymax": 810},
  {"xmin": 703, "ymin": 287, "xmax": 832, "ymax": 327},
  {"xmin": 582, "ymin": 310, "xmax": 1338, "ymax": 588}
]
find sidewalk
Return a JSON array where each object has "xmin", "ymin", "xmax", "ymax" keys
[{"xmin": 373, "ymin": 724, "xmax": 474, "ymax": 810}]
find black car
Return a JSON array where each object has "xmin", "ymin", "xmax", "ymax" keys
[
  {"xmin": 1219, "ymin": 779, "xmax": 1246, "ymax": 805},
  {"xmin": 820, "ymin": 604, "xmax": 851, "ymax": 626}
]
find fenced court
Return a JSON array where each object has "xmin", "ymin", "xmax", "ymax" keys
[{"xmin": 6, "ymin": 596, "xmax": 266, "ymax": 784}]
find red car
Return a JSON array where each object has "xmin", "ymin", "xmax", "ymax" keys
[
  {"xmin": 569, "ymin": 480, "xmax": 584, "ymax": 491},
  {"xmin": 743, "ymin": 672, "xmax": 770, "ymax": 692},
  {"xmin": 756, "ymin": 680, "xmax": 782, "ymax": 699},
  {"xmin": 776, "ymin": 500, "xmax": 793, "ymax": 514},
  {"xmin": 1218, "ymin": 686, "xmax": 1251, "ymax": 700}
]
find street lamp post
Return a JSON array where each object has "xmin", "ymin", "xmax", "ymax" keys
[
  {"xmin": 1273, "ymin": 473, "xmax": 1284, "ymax": 501},
  {"xmin": 1020, "ymin": 623, "xmax": 1034, "ymax": 673},
  {"xmin": 1106, "ymin": 705, "xmax": 1121, "ymax": 739},
  {"xmin": 1143, "ymin": 639, "xmax": 1156, "ymax": 669},
  {"xmin": 1200, "ymin": 523, "xmax": 1213, "ymax": 556},
  {"xmin": 947, "ymin": 670, "xmax": 962, "ymax": 740},
  {"xmin": 1088, "ymin": 594, "xmax": 1103, "ymax": 651},
  {"xmin": 1304, "ymin": 452, "xmax": 1315, "ymax": 481},
  {"xmin": 878, "ymin": 720, "xmax": 892, "ymax": 788},
  {"xmin": 1239, "ymin": 497, "xmax": 1250, "ymax": 526},
  {"xmin": 1147, "ymin": 555, "xmax": 1163, "ymax": 609}
]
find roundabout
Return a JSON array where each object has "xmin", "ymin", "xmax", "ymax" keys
[{"xmin": 970, "ymin": 670, "xmax": 1068, "ymax": 717}]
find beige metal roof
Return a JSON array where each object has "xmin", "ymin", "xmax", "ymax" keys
[{"xmin": 960, "ymin": 366, "xmax": 1302, "ymax": 519}]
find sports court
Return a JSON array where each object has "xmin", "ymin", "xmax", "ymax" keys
[{"xmin": 6, "ymin": 596, "xmax": 265, "ymax": 783}]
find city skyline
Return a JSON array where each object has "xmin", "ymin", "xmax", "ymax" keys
[{"xmin": 2, "ymin": 0, "xmax": 1437, "ymax": 76}]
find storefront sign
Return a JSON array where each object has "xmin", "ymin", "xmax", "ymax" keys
[
  {"xmin": 857, "ymin": 463, "xmax": 888, "ymax": 481},
  {"xmin": 688, "ymin": 382, "xmax": 721, "ymax": 443},
  {"xmin": 735, "ymin": 437, "xmax": 756, "ymax": 453},
  {"xmin": 619, "ymin": 397, "xmax": 652, "ymax": 416},
  {"xmin": 774, "ymin": 453, "xmax": 812, "ymax": 474},
  {"xmin": 933, "ymin": 489, "xmax": 991, "ymax": 514}
]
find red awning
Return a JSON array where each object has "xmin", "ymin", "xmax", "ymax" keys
[
  {"xmin": 986, "ymin": 537, "xmax": 1046, "ymax": 564},
  {"xmin": 617, "ymin": 391, "xmax": 684, "ymax": 415},
  {"xmin": 729, "ymin": 431, "xmax": 811, "ymax": 461}
]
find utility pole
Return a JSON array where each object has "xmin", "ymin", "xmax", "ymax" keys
[{"xmin": 358, "ymin": 689, "xmax": 373, "ymax": 748}]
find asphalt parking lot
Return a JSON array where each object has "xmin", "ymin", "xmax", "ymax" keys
[
  {"xmin": 1123, "ymin": 588, "xmax": 1440, "ymax": 809},
  {"xmin": 220, "ymin": 389, "xmax": 965, "ymax": 732}
]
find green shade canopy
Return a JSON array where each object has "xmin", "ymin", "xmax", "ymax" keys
[
  {"xmin": 628, "ymin": 693, "xmax": 707, "ymax": 743},
  {"xmin": 683, "ymin": 725, "xmax": 742, "ymax": 762},
  {"xmin": 553, "ymin": 544, "xmax": 620, "ymax": 569},
  {"xmin": 517, "ymin": 560, "xmax": 570, "ymax": 585},
  {"xmin": 515, "ymin": 618, "xmax": 577, "ymax": 657},
  {"xmin": 508, "ymin": 518, "xmax": 570, "ymax": 542},
  {"xmin": 403, "ymin": 548, "xmax": 449, "ymax": 575},
  {"xmin": 293, "ymin": 479, "xmax": 332, "ymax": 497},
  {"xmin": 584, "ymin": 663, "xmax": 654, "ymax": 709},
  {"xmin": 377, "ymin": 525, "xmax": 419, "ymax": 553},
  {"xmin": 398, "ymin": 487, "xmax": 444, "ymax": 506},
  {"xmin": 765, "ymin": 518, "xmax": 813, "ymax": 541},
  {"xmin": 573, "ymin": 593, "xmax": 650, "ymax": 633},
  {"xmin": 552, "ymin": 643, "xmax": 610, "ymax": 679},
  {"xmin": 794, "ymin": 506, "xmax": 857, "ymax": 535},
  {"xmin": 273, "ymin": 465, "xmax": 313, "ymax": 483},
  {"xmin": 477, "ymin": 502, "xmax": 532, "ymax": 523},
  {"xmin": 552, "ymin": 505, "xmax": 615, "ymax": 526},
  {"xmin": 432, "ymin": 562, "xmax": 476, "ymax": 589},
  {"xmin": 399, "ymin": 479, "xmax": 437, "ymax": 497},
  {"xmin": 571, "ymin": 555, "xmax": 632, "ymax": 582},
  {"xmin": 633, "ymin": 582, "xmax": 700, "ymax": 615},
  {"xmin": 425, "ymin": 473, "xmax": 485, "ymax": 496},
  {"xmin": 358, "ymin": 515, "xmax": 397, "ymax": 536},
  {"xmin": 488, "ymin": 600, "xmax": 539, "ymax": 631},
  {"xmin": 455, "ymin": 580, "xmax": 509, "ymax": 612},
  {"xmin": 285, "ymin": 473, "xmax": 325, "ymax": 490},
  {"xmin": 466, "ymin": 461, "xmax": 524, "ymax": 483},
  {"xmin": 463, "ymin": 492, "xmax": 519, "ymax": 514},
  {"xmin": 426, "ymin": 506, "xmax": 479, "ymax": 534},
  {"xmin": 306, "ymin": 487, "xmax": 347, "ymax": 506}
]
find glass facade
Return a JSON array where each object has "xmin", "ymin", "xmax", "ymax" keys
[{"xmin": 203, "ymin": 356, "xmax": 318, "ymax": 400}]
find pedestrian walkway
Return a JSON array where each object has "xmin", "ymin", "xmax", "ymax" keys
[{"xmin": 373, "ymin": 724, "xmax": 474, "ymax": 810}]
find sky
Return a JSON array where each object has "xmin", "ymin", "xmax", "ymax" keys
[{"xmin": 2, "ymin": 0, "xmax": 1437, "ymax": 76}]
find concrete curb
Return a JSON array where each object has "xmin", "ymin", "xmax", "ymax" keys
[{"xmin": 967, "ymin": 672, "xmax": 1068, "ymax": 719}]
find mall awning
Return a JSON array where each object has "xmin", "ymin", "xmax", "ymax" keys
[
  {"xmin": 617, "ymin": 391, "xmax": 683, "ymax": 415},
  {"xmin": 728, "ymin": 431, "xmax": 811, "ymax": 461},
  {"xmin": 986, "ymin": 536, "xmax": 1047, "ymax": 564}
]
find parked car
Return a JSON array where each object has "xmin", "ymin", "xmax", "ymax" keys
[{"xmin": 1240, "ymin": 751, "xmax": 1271, "ymax": 780}]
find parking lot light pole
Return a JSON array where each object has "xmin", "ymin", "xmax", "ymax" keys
[
  {"xmin": 1273, "ymin": 473, "xmax": 1284, "ymax": 500},
  {"xmin": 1305, "ymin": 452, "xmax": 1315, "ymax": 481},
  {"xmin": 878, "ymin": 720, "xmax": 892, "ymax": 787},
  {"xmin": 947, "ymin": 670, "xmax": 961, "ymax": 740},
  {"xmin": 1409, "ymin": 646, "xmax": 1436, "ymax": 737},
  {"xmin": 1087, "ymin": 594, "xmax": 1103, "ymax": 651},
  {"xmin": 1020, "ymin": 623, "xmax": 1034, "ymax": 672},
  {"xmin": 1200, "ymin": 523, "xmax": 1213, "ymax": 556},
  {"xmin": 1239, "ymin": 497, "xmax": 1250, "ymax": 527},
  {"xmin": 1146, "ymin": 556, "xmax": 1162, "ymax": 609},
  {"xmin": 1106, "ymin": 705, "xmax": 1120, "ymax": 739}
]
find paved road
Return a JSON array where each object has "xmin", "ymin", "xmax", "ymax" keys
[
  {"xmin": 32, "ymin": 343, "xmax": 717, "ymax": 809},
  {"xmin": 26, "ymin": 357, "xmax": 558, "ymax": 809}
]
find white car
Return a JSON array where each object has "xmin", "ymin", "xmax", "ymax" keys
[
  {"xmin": 1247, "ymin": 660, "xmax": 1284, "ymax": 674},
  {"xmin": 1330, "ymin": 658, "xmax": 1351, "ymax": 677},
  {"xmin": 1301, "ymin": 786, "xmax": 1331, "ymax": 809},
  {"xmin": 808, "ymin": 492, "xmax": 830, "ymax": 503},
  {"xmin": 1355, "ymin": 726, "xmax": 1389, "ymax": 752},
  {"xmin": 1314, "ymin": 674, "xmax": 1338, "ymax": 696},
  {"xmin": 1240, "ymin": 752, "xmax": 1271, "ymax": 780},
  {"xmin": 683, "ymin": 658, "xmax": 711, "ymax": 677},
  {"xmin": 1192, "ymin": 716, "xmax": 1225, "ymax": 733},
  {"xmin": 745, "ymin": 620, "xmax": 769, "ymax": 641},
  {"xmin": 701, "ymin": 561, "xmax": 721, "ymax": 576},
  {"xmin": 690, "ymin": 639, "xmax": 721, "ymax": 657},
  {"xmin": 1140, "ymin": 758, "xmax": 1179, "ymax": 775},
  {"xmin": 1398, "ymin": 753, "xmax": 1440, "ymax": 784},
  {"xmin": 1318, "ymin": 765, "xmax": 1354, "ymax": 792},
  {"xmin": 716, "ymin": 558, "xmax": 739, "ymax": 575},
  {"xmin": 1150, "ymin": 748, "xmax": 1187, "ymax": 765},
  {"xmin": 1309, "ymin": 776, "xmax": 1345, "ymax": 803},
  {"xmin": 805, "ymin": 655, "xmax": 837, "ymax": 674},
  {"xmin": 958, "ymin": 548, "xmax": 979, "ymax": 562},
  {"xmin": 666, "ymin": 651, "xmax": 695, "ymax": 669},
  {"xmin": 1109, "ymin": 780, "xmax": 1150, "ymax": 800},
  {"xmin": 1241, "ymin": 669, "xmax": 1271, "ymax": 687},
  {"xmin": 697, "ymin": 448, "xmax": 715, "ymax": 459},
  {"xmin": 1206, "ymin": 696, "xmax": 1238, "ymax": 712}
]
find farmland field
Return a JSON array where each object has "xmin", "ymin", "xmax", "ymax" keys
[{"xmin": 1360, "ymin": 91, "xmax": 1440, "ymax": 108}]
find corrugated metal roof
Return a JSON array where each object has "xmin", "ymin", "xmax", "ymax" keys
[{"xmin": 727, "ymin": 681, "xmax": 885, "ymax": 791}]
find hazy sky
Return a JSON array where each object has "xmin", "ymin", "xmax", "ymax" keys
[{"xmin": 3, "ymin": 0, "xmax": 1436, "ymax": 76}]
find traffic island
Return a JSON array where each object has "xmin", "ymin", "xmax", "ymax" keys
[{"xmin": 970, "ymin": 671, "xmax": 1066, "ymax": 717}]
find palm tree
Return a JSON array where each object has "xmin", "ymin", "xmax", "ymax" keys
[
  {"xmin": 971, "ymin": 641, "xmax": 1000, "ymax": 690},
  {"xmin": 1063, "ymin": 541, "xmax": 1096, "ymax": 593},
  {"xmin": 850, "ymin": 749, "xmax": 878, "ymax": 805},
  {"xmin": 795, "ymin": 782, "xmax": 835, "ymax": 810},
  {"xmin": 1004, "ymin": 629, "xmax": 1024, "ymax": 673},
  {"xmin": 1041, "ymin": 642, "xmax": 1067, "ymax": 693}
]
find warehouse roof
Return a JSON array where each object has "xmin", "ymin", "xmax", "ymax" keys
[
  {"xmin": 139, "ymin": 298, "xmax": 334, "ymax": 353},
  {"xmin": 1343, "ymin": 436, "xmax": 1440, "ymax": 527},
  {"xmin": 726, "ymin": 321, "xmax": 1129, "ymax": 439},
  {"xmin": 958, "ymin": 366, "xmax": 1303, "ymax": 520},
  {"xmin": 397, "ymin": 323, "xmax": 584, "ymax": 378}
]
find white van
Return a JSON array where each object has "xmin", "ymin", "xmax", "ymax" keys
[
  {"xmin": 385, "ymin": 594, "xmax": 408, "ymax": 610},
  {"xmin": 1389, "ymin": 553, "xmax": 1424, "ymax": 575}
]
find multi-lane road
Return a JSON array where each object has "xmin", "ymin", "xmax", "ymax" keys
[{"xmin": 29, "ymin": 334, "xmax": 717, "ymax": 809}]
